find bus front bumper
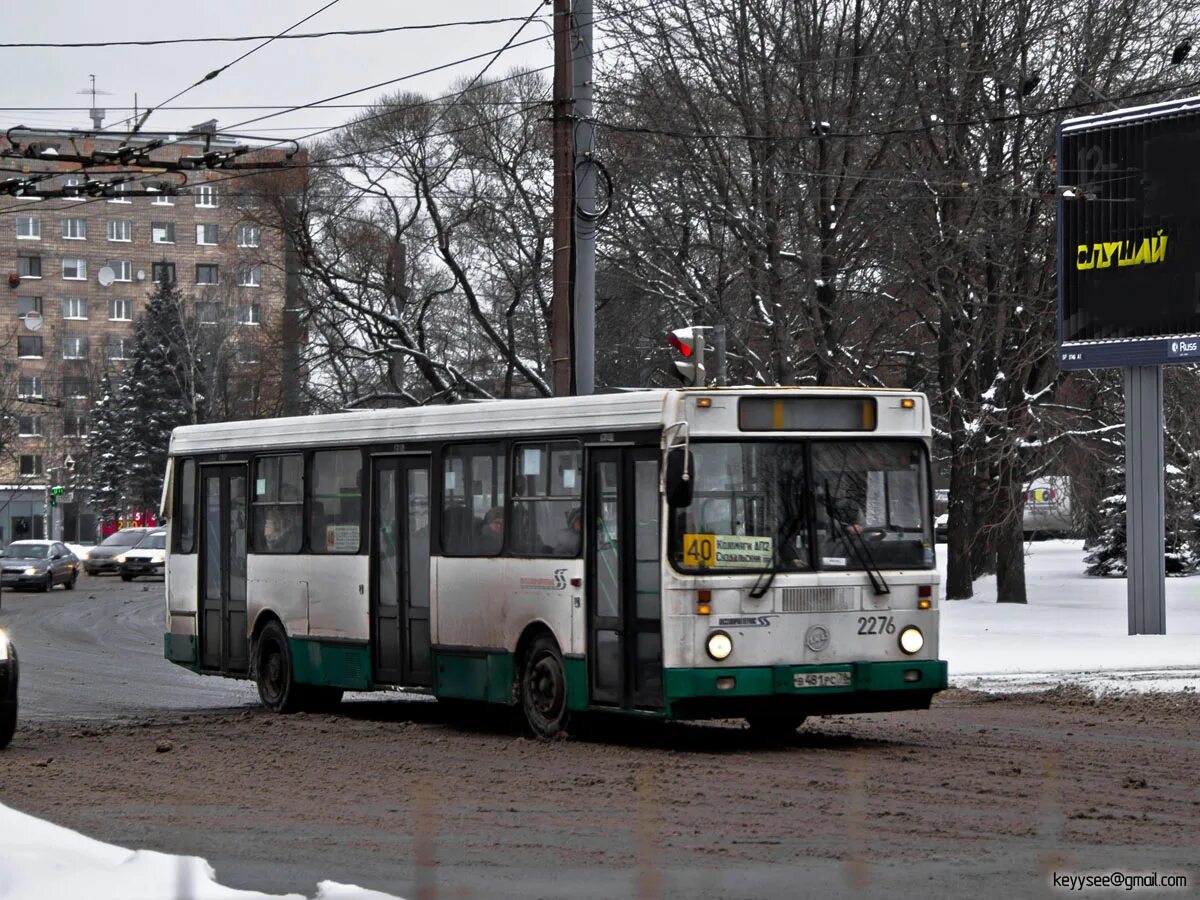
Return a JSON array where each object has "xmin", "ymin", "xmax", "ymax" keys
[{"xmin": 664, "ymin": 659, "xmax": 948, "ymax": 720}]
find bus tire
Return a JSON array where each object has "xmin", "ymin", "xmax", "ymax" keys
[
  {"xmin": 746, "ymin": 713, "xmax": 806, "ymax": 742},
  {"xmin": 256, "ymin": 621, "xmax": 302, "ymax": 714},
  {"xmin": 520, "ymin": 634, "xmax": 570, "ymax": 738}
]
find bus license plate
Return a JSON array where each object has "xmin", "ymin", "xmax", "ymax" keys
[{"xmin": 794, "ymin": 671, "xmax": 851, "ymax": 689}]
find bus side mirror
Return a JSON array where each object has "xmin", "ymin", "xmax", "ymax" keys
[{"xmin": 665, "ymin": 447, "xmax": 693, "ymax": 508}]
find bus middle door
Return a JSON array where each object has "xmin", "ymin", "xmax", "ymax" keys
[{"xmin": 370, "ymin": 456, "xmax": 433, "ymax": 687}]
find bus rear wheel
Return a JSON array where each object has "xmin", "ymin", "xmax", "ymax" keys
[
  {"xmin": 256, "ymin": 621, "xmax": 302, "ymax": 714},
  {"xmin": 521, "ymin": 634, "xmax": 570, "ymax": 738}
]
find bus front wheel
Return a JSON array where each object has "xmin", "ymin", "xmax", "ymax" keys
[
  {"xmin": 256, "ymin": 621, "xmax": 302, "ymax": 714},
  {"xmin": 521, "ymin": 634, "xmax": 570, "ymax": 738}
]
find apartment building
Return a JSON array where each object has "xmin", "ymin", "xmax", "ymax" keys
[{"xmin": 0, "ymin": 127, "xmax": 303, "ymax": 542}]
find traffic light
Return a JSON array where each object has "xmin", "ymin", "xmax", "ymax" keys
[{"xmin": 667, "ymin": 327, "xmax": 706, "ymax": 386}]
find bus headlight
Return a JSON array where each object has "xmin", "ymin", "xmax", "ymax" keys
[
  {"xmin": 706, "ymin": 631, "xmax": 733, "ymax": 661},
  {"xmin": 898, "ymin": 626, "xmax": 924, "ymax": 654}
]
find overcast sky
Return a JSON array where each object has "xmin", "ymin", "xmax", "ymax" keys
[{"xmin": 3, "ymin": 2, "xmax": 557, "ymax": 140}]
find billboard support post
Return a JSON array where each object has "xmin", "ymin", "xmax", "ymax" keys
[{"xmin": 1124, "ymin": 366, "xmax": 1166, "ymax": 635}]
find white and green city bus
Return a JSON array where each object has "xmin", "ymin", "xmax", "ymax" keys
[{"xmin": 162, "ymin": 387, "xmax": 947, "ymax": 737}]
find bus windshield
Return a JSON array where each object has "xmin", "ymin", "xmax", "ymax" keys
[{"xmin": 669, "ymin": 440, "xmax": 933, "ymax": 573}]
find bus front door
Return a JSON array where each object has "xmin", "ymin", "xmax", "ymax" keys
[
  {"xmin": 587, "ymin": 448, "xmax": 664, "ymax": 710},
  {"xmin": 199, "ymin": 464, "xmax": 249, "ymax": 674},
  {"xmin": 370, "ymin": 456, "xmax": 432, "ymax": 687}
]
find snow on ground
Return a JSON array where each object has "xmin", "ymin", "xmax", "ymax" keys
[
  {"xmin": 0, "ymin": 802, "xmax": 402, "ymax": 900},
  {"xmin": 940, "ymin": 539, "xmax": 1200, "ymax": 694}
]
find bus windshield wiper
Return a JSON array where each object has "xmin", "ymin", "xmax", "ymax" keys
[
  {"xmin": 824, "ymin": 481, "xmax": 890, "ymax": 596},
  {"xmin": 748, "ymin": 507, "xmax": 805, "ymax": 599}
]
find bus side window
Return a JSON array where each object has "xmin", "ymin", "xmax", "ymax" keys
[
  {"xmin": 309, "ymin": 449, "xmax": 362, "ymax": 553},
  {"xmin": 442, "ymin": 443, "xmax": 506, "ymax": 556},
  {"xmin": 176, "ymin": 458, "xmax": 196, "ymax": 554}
]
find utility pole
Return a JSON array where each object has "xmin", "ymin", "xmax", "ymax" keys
[
  {"xmin": 550, "ymin": 0, "xmax": 575, "ymax": 396},
  {"xmin": 572, "ymin": 0, "xmax": 596, "ymax": 395}
]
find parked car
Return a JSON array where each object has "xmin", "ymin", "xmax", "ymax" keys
[
  {"xmin": 0, "ymin": 541, "xmax": 79, "ymax": 592},
  {"xmin": 1, "ymin": 629, "xmax": 16, "ymax": 749},
  {"xmin": 118, "ymin": 530, "xmax": 167, "ymax": 581},
  {"xmin": 84, "ymin": 527, "xmax": 154, "ymax": 575}
]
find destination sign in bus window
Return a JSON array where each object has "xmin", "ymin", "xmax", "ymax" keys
[{"xmin": 682, "ymin": 533, "xmax": 773, "ymax": 568}]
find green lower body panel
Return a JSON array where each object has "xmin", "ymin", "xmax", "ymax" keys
[
  {"xmin": 164, "ymin": 633, "xmax": 199, "ymax": 671},
  {"xmin": 430, "ymin": 651, "xmax": 588, "ymax": 709},
  {"xmin": 289, "ymin": 638, "xmax": 371, "ymax": 691},
  {"xmin": 434, "ymin": 650, "xmax": 516, "ymax": 704},
  {"xmin": 664, "ymin": 659, "xmax": 948, "ymax": 720}
]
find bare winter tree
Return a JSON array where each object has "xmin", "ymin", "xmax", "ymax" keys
[
  {"xmin": 883, "ymin": 0, "xmax": 1200, "ymax": 599},
  {"xmin": 256, "ymin": 71, "xmax": 556, "ymax": 408}
]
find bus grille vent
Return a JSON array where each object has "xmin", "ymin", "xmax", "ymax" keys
[{"xmin": 780, "ymin": 587, "xmax": 857, "ymax": 613}]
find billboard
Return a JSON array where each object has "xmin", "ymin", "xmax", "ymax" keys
[{"xmin": 1058, "ymin": 97, "xmax": 1200, "ymax": 369}]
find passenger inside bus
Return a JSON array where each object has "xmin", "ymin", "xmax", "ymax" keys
[
  {"xmin": 553, "ymin": 507, "xmax": 582, "ymax": 555},
  {"xmin": 479, "ymin": 507, "xmax": 504, "ymax": 555}
]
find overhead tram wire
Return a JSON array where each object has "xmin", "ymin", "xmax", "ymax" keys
[
  {"xmin": 5, "ymin": 0, "xmax": 708, "ymax": 175},
  {"xmin": 0, "ymin": 16, "xmax": 552, "ymax": 49},
  {"xmin": 118, "ymin": 0, "xmax": 345, "ymax": 136}
]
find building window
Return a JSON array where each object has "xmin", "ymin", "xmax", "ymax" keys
[
  {"xmin": 18, "ymin": 375, "xmax": 44, "ymax": 399},
  {"xmin": 195, "ymin": 184, "xmax": 218, "ymax": 207},
  {"xmin": 62, "ymin": 258, "xmax": 87, "ymax": 280},
  {"xmin": 237, "ymin": 303, "xmax": 261, "ymax": 325},
  {"xmin": 196, "ymin": 264, "xmax": 219, "ymax": 285},
  {"xmin": 63, "ymin": 377, "xmax": 89, "ymax": 399},
  {"xmin": 109, "ymin": 298, "xmax": 133, "ymax": 321},
  {"xmin": 236, "ymin": 224, "xmax": 260, "ymax": 247},
  {"xmin": 108, "ymin": 259, "xmax": 132, "ymax": 282},
  {"xmin": 196, "ymin": 223, "xmax": 219, "ymax": 245},
  {"xmin": 18, "ymin": 335, "xmax": 43, "ymax": 358},
  {"xmin": 196, "ymin": 301, "xmax": 219, "ymax": 324},
  {"xmin": 62, "ymin": 297, "xmax": 88, "ymax": 320},
  {"xmin": 62, "ymin": 335, "xmax": 88, "ymax": 359},
  {"xmin": 152, "ymin": 262, "xmax": 176, "ymax": 283},
  {"xmin": 151, "ymin": 222, "xmax": 175, "ymax": 244},
  {"xmin": 17, "ymin": 415, "xmax": 42, "ymax": 437},
  {"xmin": 238, "ymin": 266, "xmax": 261, "ymax": 287},
  {"xmin": 19, "ymin": 454, "xmax": 43, "ymax": 477},
  {"xmin": 16, "ymin": 216, "xmax": 40, "ymax": 240},
  {"xmin": 17, "ymin": 296, "xmax": 43, "ymax": 319},
  {"xmin": 107, "ymin": 335, "xmax": 129, "ymax": 360},
  {"xmin": 152, "ymin": 191, "xmax": 173, "ymax": 205},
  {"xmin": 235, "ymin": 343, "xmax": 260, "ymax": 364},
  {"xmin": 17, "ymin": 254, "xmax": 41, "ymax": 278},
  {"xmin": 107, "ymin": 219, "xmax": 132, "ymax": 242},
  {"xmin": 62, "ymin": 217, "xmax": 87, "ymax": 240},
  {"xmin": 63, "ymin": 416, "xmax": 88, "ymax": 438},
  {"xmin": 107, "ymin": 181, "xmax": 132, "ymax": 203}
]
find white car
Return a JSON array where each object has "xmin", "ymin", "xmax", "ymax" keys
[
  {"xmin": 64, "ymin": 543, "xmax": 92, "ymax": 562},
  {"xmin": 117, "ymin": 531, "xmax": 167, "ymax": 581}
]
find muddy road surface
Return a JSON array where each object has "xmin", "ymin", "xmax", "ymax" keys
[{"xmin": 2, "ymin": 688, "xmax": 1197, "ymax": 899}]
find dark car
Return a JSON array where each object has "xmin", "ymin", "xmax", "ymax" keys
[
  {"xmin": 1, "ymin": 629, "xmax": 16, "ymax": 749},
  {"xmin": 118, "ymin": 530, "xmax": 167, "ymax": 581},
  {"xmin": 0, "ymin": 540, "xmax": 79, "ymax": 591},
  {"xmin": 84, "ymin": 527, "xmax": 154, "ymax": 575}
]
